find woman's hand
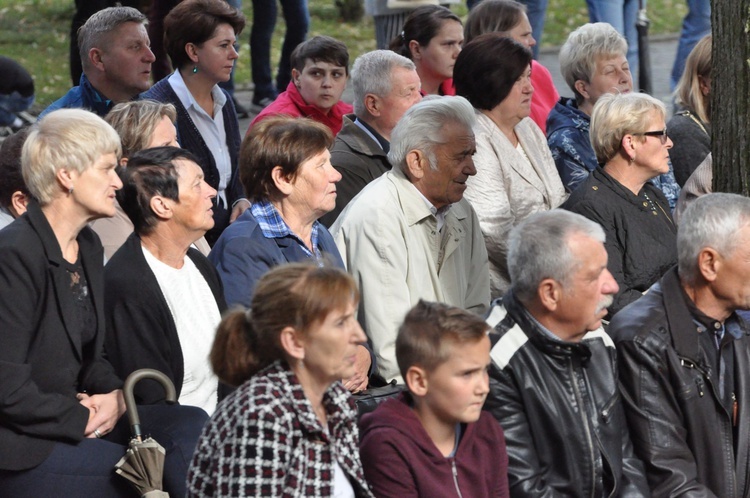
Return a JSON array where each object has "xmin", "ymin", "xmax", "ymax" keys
[
  {"xmin": 230, "ymin": 198, "xmax": 251, "ymax": 223},
  {"xmin": 79, "ymin": 389, "xmax": 126, "ymax": 438},
  {"xmin": 343, "ymin": 345, "xmax": 371, "ymax": 393}
]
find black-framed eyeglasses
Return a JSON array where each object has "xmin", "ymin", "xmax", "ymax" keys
[{"xmin": 634, "ymin": 129, "xmax": 669, "ymax": 145}]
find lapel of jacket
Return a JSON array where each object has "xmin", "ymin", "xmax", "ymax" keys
[
  {"xmin": 26, "ymin": 201, "xmax": 84, "ymax": 361},
  {"xmin": 661, "ymin": 267, "xmax": 709, "ymax": 371},
  {"xmin": 512, "ymin": 121, "xmax": 550, "ymax": 199},
  {"xmin": 438, "ymin": 201, "xmax": 467, "ymax": 271},
  {"xmin": 275, "ymin": 235, "xmax": 307, "ymax": 263}
]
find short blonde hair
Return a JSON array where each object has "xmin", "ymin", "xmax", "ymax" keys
[
  {"xmin": 590, "ymin": 92, "xmax": 666, "ymax": 165},
  {"xmin": 22, "ymin": 109, "xmax": 122, "ymax": 204},
  {"xmin": 559, "ymin": 23, "xmax": 628, "ymax": 105},
  {"xmin": 106, "ymin": 100, "xmax": 177, "ymax": 158}
]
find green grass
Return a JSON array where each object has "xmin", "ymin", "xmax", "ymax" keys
[{"xmin": 0, "ymin": 0, "xmax": 687, "ymax": 110}]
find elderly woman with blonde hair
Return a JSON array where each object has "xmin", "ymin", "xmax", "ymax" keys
[
  {"xmin": 0, "ymin": 109, "xmax": 207, "ymax": 496},
  {"xmin": 563, "ymin": 92, "xmax": 677, "ymax": 317},
  {"xmin": 93, "ymin": 99, "xmax": 211, "ymax": 259}
]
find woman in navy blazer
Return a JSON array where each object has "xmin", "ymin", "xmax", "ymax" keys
[
  {"xmin": 0, "ymin": 110, "xmax": 206, "ymax": 497},
  {"xmin": 210, "ymin": 116, "xmax": 373, "ymax": 392}
]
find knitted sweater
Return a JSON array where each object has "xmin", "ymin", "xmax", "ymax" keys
[{"xmin": 142, "ymin": 77, "xmax": 243, "ymax": 205}]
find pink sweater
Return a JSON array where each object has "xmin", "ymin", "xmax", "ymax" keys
[{"xmin": 529, "ymin": 60, "xmax": 559, "ymax": 134}]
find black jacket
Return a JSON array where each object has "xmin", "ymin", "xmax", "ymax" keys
[
  {"xmin": 609, "ymin": 267, "xmax": 750, "ymax": 497},
  {"xmin": 0, "ymin": 201, "xmax": 123, "ymax": 471},
  {"xmin": 485, "ymin": 292, "xmax": 649, "ymax": 497},
  {"xmin": 104, "ymin": 232, "xmax": 228, "ymax": 406},
  {"xmin": 562, "ymin": 167, "xmax": 677, "ymax": 317}
]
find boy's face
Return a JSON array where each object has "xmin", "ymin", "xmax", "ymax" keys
[
  {"xmin": 421, "ymin": 336, "xmax": 491, "ymax": 425},
  {"xmin": 292, "ymin": 59, "xmax": 348, "ymax": 114}
]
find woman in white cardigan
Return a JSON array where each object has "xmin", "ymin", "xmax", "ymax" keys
[{"xmin": 455, "ymin": 34, "xmax": 566, "ymax": 298}]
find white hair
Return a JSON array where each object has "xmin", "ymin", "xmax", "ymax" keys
[{"xmin": 388, "ymin": 96, "xmax": 476, "ymax": 172}]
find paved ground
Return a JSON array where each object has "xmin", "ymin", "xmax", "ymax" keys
[{"xmin": 234, "ymin": 34, "xmax": 680, "ymax": 135}]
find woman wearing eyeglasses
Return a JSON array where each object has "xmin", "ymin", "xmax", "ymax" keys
[{"xmin": 563, "ymin": 92, "xmax": 677, "ymax": 318}]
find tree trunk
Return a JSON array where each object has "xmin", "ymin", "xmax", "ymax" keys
[{"xmin": 712, "ymin": 0, "xmax": 750, "ymax": 195}]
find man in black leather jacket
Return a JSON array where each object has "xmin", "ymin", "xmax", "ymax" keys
[
  {"xmin": 609, "ymin": 193, "xmax": 750, "ymax": 498},
  {"xmin": 485, "ymin": 209, "xmax": 649, "ymax": 497}
]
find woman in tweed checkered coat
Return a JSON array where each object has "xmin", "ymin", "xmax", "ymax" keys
[{"xmin": 187, "ymin": 263, "xmax": 374, "ymax": 497}]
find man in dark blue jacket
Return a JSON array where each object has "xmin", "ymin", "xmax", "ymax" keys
[{"xmin": 42, "ymin": 6, "xmax": 155, "ymax": 118}]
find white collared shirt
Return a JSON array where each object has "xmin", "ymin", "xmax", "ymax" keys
[{"xmin": 169, "ymin": 70, "xmax": 231, "ymax": 207}]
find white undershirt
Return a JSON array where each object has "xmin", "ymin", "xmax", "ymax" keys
[
  {"xmin": 169, "ymin": 70, "xmax": 231, "ymax": 207},
  {"xmin": 142, "ymin": 246, "xmax": 221, "ymax": 415},
  {"xmin": 333, "ymin": 461, "xmax": 355, "ymax": 498}
]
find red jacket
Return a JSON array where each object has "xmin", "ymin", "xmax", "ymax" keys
[
  {"xmin": 249, "ymin": 81, "xmax": 353, "ymax": 136},
  {"xmin": 529, "ymin": 60, "xmax": 559, "ymax": 134},
  {"xmin": 359, "ymin": 393, "xmax": 509, "ymax": 498}
]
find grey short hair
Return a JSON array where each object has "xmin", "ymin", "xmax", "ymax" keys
[
  {"xmin": 590, "ymin": 92, "xmax": 666, "ymax": 165},
  {"xmin": 22, "ymin": 109, "xmax": 122, "ymax": 205},
  {"xmin": 78, "ymin": 6, "xmax": 147, "ymax": 71},
  {"xmin": 508, "ymin": 209, "xmax": 605, "ymax": 303},
  {"xmin": 351, "ymin": 50, "xmax": 416, "ymax": 117},
  {"xmin": 559, "ymin": 23, "xmax": 628, "ymax": 104},
  {"xmin": 678, "ymin": 193, "xmax": 750, "ymax": 285},
  {"xmin": 388, "ymin": 96, "xmax": 476, "ymax": 172}
]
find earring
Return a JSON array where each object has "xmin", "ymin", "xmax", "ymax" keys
[{"xmin": 192, "ymin": 65, "xmax": 198, "ymax": 74}]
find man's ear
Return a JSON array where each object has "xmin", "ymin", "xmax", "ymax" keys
[
  {"xmin": 364, "ymin": 94, "xmax": 381, "ymax": 117},
  {"xmin": 405, "ymin": 365, "xmax": 428, "ymax": 397},
  {"xmin": 291, "ymin": 68, "xmax": 301, "ymax": 88},
  {"xmin": 697, "ymin": 247, "xmax": 721, "ymax": 282},
  {"xmin": 279, "ymin": 325, "xmax": 305, "ymax": 361},
  {"xmin": 537, "ymin": 278, "xmax": 562, "ymax": 312},
  {"xmin": 89, "ymin": 48, "xmax": 105, "ymax": 72},
  {"xmin": 404, "ymin": 149, "xmax": 427, "ymax": 181},
  {"xmin": 271, "ymin": 165, "xmax": 294, "ymax": 196},
  {"xmin": 149, "ymin": 195, "xmax": 174, "ymax": 221}
]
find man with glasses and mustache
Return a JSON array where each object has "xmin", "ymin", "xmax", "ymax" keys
[
  {"xmin": 484, "ymin": 209, "xmax": 648, "ymax": 497},
  {"xmin": 610, "ymin": 193, "xmax": 750, "ymax": 497}
]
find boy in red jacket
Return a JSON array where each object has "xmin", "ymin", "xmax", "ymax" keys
[{"xmin": 359, "ymin": 300, "xmax": 509, "ymax": 498}]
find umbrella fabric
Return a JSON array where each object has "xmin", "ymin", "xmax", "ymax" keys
[{"xmin": 115, "ymin": 437, "xmax": 169, "ymax": 498}]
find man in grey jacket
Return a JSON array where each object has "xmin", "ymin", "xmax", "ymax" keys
[{"xmin": 321, "ymin": 50, "xmax": 421, "ymax": 226}]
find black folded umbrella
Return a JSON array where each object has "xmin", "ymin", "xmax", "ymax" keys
[
  {"xmin": 115, "ymin": 369, "xmax": 177, "ymax": 498},
  {"xmin": 637, "ymin": 0, "xmax": 653, "ymax": 94}
]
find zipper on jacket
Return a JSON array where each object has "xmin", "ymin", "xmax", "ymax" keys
[
  {"xmin": 570, "ymin": 359, "xmax": 597, "ymax": 498},
  {"xmin": 733, "ymin": 392, "xmax": 738, "ymax": 426},
  {"xmin": 695, "ymin": 377, "xmax": 705, "ymax": 397},
  {"xmin": 451, "ymin": 460, "xmax": 464, "ymax": 498}
]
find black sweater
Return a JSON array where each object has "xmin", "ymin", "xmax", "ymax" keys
[{"xmin": 104, "ymin": 232, "xmax": 228, "ymax": 405}]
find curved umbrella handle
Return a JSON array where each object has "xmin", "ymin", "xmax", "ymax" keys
[{"xmin": 123, "ymin": 369, "xmax": 177, "ymax": 441}]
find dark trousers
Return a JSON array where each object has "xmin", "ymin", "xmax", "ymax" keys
[
  {"xmin": 249, "ymin": 0, "xmax": 309, "ymax": 100},
  {"xmin": 0, "ymin": 404, "xmax": 208, "ymax": 497}
]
